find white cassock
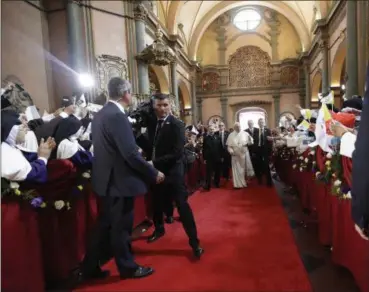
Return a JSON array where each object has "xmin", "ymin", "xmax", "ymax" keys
[{"xmin": 226, "ymin": 130, "xmax": 254, "ymax": 188}]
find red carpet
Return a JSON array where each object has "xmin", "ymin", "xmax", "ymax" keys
[{"xmin": 76, "ymin": 181, "xmax": 312, "ymax": 291}]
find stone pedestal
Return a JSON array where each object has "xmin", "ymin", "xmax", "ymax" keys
[
  {"xmin": 346, "ymin": 0, "xmax": 359, "ymax": 98},
  {"xmin": 134, "ymin": 3, "xmax": 150, "ymax": 95}
]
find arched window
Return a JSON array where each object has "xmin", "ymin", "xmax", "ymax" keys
[{"xmin": 233, "ymin": 9, "xmax": 261, "ymax": 31}]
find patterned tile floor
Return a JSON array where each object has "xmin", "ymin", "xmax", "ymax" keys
[{"xmin": 274, "ymin": 178, "xmax": 360, "ymax": 292}]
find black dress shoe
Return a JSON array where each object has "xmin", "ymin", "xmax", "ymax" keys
[
  {"xmin": 147, "ymin": 230, "xmax": 165, "ymax": 243},
  {"xmin": 69, "ymin": 267, "xmax": 110, "ymax": 286},
  {"xmin": 120, "ymin": 266, "xmax": 154, "ymax": 279},
  {"xmin": 193, "ymin": 247, "xmax": 204, "ymax": 259},
  {"xmin": 165, "ymin": 216, "xmax": 174, "ymax": 224}
]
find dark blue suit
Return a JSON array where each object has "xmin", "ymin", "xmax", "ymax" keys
[
  {"xmin": 351, "ymin": 63, "xmax": 369, "ymax": 233},
  {"xmin": 82, "ymin": 102, "xmax": 158, "ymax": 274}
]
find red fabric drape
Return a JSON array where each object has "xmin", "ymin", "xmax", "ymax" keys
[
  {"xmin": 342, "ymin": 157, "xmax": 353, "ymax": 188},
  {"xmin": 1, "ymin": 200, "xmax": 44, "ymax": 292}
]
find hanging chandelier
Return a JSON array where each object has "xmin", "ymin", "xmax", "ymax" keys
[{"xmin": 136, "ymin": 28, "xmax": 176, "ymax": 66}]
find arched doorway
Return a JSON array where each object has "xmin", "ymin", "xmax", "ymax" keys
[{"xmin": 236, "ymin": 107, "xmax": 267, "ymax": 131}]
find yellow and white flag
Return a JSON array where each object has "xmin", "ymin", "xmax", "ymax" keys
[
  {"xmin": 296, "ymin": 120, "xmax": 310, "ymax": 131},
  {"xmin": 314, "ymin": 103, "xmax": 333, "ymax": 153}
]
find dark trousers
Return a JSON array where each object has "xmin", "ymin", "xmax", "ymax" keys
[
  {"xmin": 255, "ymin": 148, "xmax": 272, "ymax": 185},
  {"xmin": 164, "ymin": 194, "xmax": 174, "ymax": 218},
  {"xmin": 81, "ymin": 194, "xmax": 137, "ymax": 274},
  {"xmin": 152, "ymin": 181, "xmax": 199, "ymax": 248},
  {"xmin": 221, "ymin": 154, "xmax": 231, "ymax": 179},
  {"xmin": 205, "ymin": 159, "xmax": 221, "ymax": 189}
]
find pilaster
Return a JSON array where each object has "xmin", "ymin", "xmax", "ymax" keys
[
  {"xmin": 318, "ymin": 32, "xmax": 330, "ymax": 95},
  {"xmin": 346, "ymin": 0, "xmax": 359, "ymax": 98},
  {"xmin": 66, "ymin": 0, "xmax": 86, "ymax": 73},
  {"xmin": 196, "ymin": 98, "xmax": 203, "ymax": 123},
  {"xmin": 134, "ymin": 2, "xmax": 150, "ymax": 95},
  {"xmin": 220, "ymin": 95, "xmax": 228, "ymax": 128},
  {"xmin": 302, "ymin": 59, "xmax": 311, "ymax": 108},
  {"xmin": 265, "ymin": 11, "xmax": 281, "ymax": 62},
  {"xmin": 273, "ymin": 92, "xmax": 281, "ymax": 127},
  {"xmin": 170, "ymin": 59, "xmax": 179, "ymax": 110},
  {"xmin": 190, "ymin": 64, "xmax": 198, "ymax": 124}
]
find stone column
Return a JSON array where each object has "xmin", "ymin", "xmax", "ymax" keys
[
  {"xmin": 66, "ymin": 0, "xmax": 85, "ymax": 73},
  {"xmin": 266, "ymin": 11, "xmax": 281, "ymax": 62},
  {"xmin": 220, "ymin": 95, "xmax": 228, "ymax": 128},
  {"xmin": 319, "ymin": 38, "xmax": 330, "ymax": 95},
  {"xmin": 216, "ymin": 27, "xmax": 227, "ymax": 65},
  {"xmin": 190, "ymin": 71, "xmax": 197, "ymax": 124},
  {"xmin": 273, "ymin": 93, "xmax": 280, "ymax": 127},
  {"xmin": 303, "ymin": 61, "xmax": 311, "ymax": 108},
  {"xmin": 170, "ymin": 60, "xmax": 179, "ymax": 109},
  {"xmin": 134, "ymin": 3, "xmax": 150, "ymax": 95},
  {"xmin": 196, "ymin": 98, "xmax": 203, "ymax": 123},
  {"xmin": 346, "ymin": 0, "xmax": 359, "ymax": 98}
]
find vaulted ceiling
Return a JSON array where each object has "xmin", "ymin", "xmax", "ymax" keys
[{"xmin": 157, "ymin": 1, "xmax": 334, "ymax": 60}]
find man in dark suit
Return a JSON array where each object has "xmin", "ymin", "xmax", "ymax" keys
[
  {"xmin": 255, "ymin": 118, "xmax": 273, "ymax": 186},
  {"xmin": 333, "ymin": 64, "xmax": 369, "ymax": 240},
  {"xmin": 76, "ymin": 78, "xmax": 165, "ymax": 282},
  {"xmin": 245, "ymin": 119, "xmax": 259, "ymax": 178},
  {"xmin": 217, "ymin": 122, "xmax": 230, "ymax": 181},
  {"xmin": 145, "ymin": 93, "xmax": 204, "ymax": 258},
  {"xmin": 203, "ymin": 125, "xmax": 223, "ymax": 190}
]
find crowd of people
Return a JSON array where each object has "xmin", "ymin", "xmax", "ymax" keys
[{"xmin": 1, "ymin": 67, "xmax": 368, "ymax": 288}]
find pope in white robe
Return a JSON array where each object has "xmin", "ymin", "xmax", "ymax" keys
[{"xmin": 226, "ymin": 122, "xmax": 254, "ymax": 188}]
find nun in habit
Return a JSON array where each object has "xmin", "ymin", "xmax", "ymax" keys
[
  {"xmin": 226, "ymin": 122, "xmax": 254, "ymax": 188},
  {"xmin": 1, "ymin": 110, "xmax": 50, "ymax": 183},
  {"xmin": 52, "ymin": 116, "xmax": 93, "ymax": 169}
]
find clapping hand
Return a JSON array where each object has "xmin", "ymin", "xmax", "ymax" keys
[
  {"xmin": 156, "ymin": 171, "xmax": 165, "ymax": 184},
  {"xmin": 38, "ymin": 137, "xmax": 55, "ymax": 159},
  {"xmin": 267, "ymin": 136, "xmax": 273, "ymax": 141},
  {"xmin": 330, "ymin": 121, "xmax": 348, "ymax": 138}
]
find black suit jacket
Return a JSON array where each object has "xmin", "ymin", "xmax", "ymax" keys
[
  {"xmin": 351, "ymin": 64, "xmax": 369, "ymax": 230},
  {"xmin": 203, "ymin": 133, "xmax": 222, "ymax": 162},
  {"xmin": 215, "ymin": 130, "xmax": 230, "ymax": 160},
  {"xmin": 245, "ymin": 128, "xmax": 259, "ymax": 153},
  {"xmin": 254, "ymin": 127, "xmax": 272, "ymax": 155},
  {"xmin": 91, "ymin": 102, "xmax": 157, "ymax": 197},
  {"xmin": 146, "ymin": 114, "xmax": 185, "ymax": 182}
]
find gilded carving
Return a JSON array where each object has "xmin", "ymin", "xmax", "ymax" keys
[
  {"xmin": 202, "ymin": 72, "xmax": 220, "ymax": 91},
  {"xmin": 280, "ymin": 66, "xmax": 299, "ymax": 86},
  {"xmin": 228, "ymin": 46, "xmax": 271, "ymax": 88},
  {"xmin": 96, "ymin": 54, "xmax": 128, "ymax": 94}
]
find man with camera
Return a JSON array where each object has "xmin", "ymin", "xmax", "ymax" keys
[
  {"xmin": 145, "ymin": 93, "xmax": 204, "ymax": 259},
  {"xmin": 74, "ymin": 78, "xmax": 165, "ymax": 284}
]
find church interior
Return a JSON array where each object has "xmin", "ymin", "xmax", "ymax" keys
[{"xmin": 1, "ymin": 1, "xmax": 369, "ymax": 291}]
